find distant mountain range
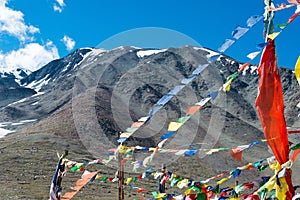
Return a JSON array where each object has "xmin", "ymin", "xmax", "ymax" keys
[{"xmin": 0, "ymin": 46, "xmax": 299, "ymax": 199}]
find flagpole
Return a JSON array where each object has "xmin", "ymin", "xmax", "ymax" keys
[
  {"xmin": 118, "ymin": 152, "xmax": 124, "ymax": 200},
  {"xmin": 264, "ymin": 0, "xmax": 274, "ymax": 41},
  {"xmin": 117, "ymin": 133, "xmax": 124, "ymax": 200}
]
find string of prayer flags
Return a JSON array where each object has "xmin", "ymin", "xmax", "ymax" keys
[
  {"xmin": 55, "ymin": 10, "xmax": 300, "ymax": 200},
  {"xmin": 62, "ymin": 170, "xmax": 98, "ymax": 200},
  {"xmin": 205, "ymin": 148, "xmax": 230, "ymax": 155},
  {"xmin": 223, "ymin": 72, "xmax": 239, "ymax": 92},
  {"xmin": 266, "ymin": 11, "xmax": 300, "ymax": 40},
  {"xmin": 61, "ymin": 152, "xmax": 298, "ymax": 200},
  {"xmin": 118, "ymin": 62, "xmax": 210, "ymax": 144},
  {"xmin": 268, "ymin": 3, "xmax": 296, "ymax": 11},
  {"xmin": 211, "ymin": 15, "xmax": 262, "ymax": 63},
  {"xmin": 288, "ymin": 0, "xmax": 300, "ymax": 5}
]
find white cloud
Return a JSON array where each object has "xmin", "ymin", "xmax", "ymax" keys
[
  {"xmin": 56, "ymin": 0, "xmax": 65, "ymax": 7},
  {"xmin": 61, "ymin": 35, "xmax": 75, "ymax": 51},
  {"xmin": 53, "ymin": 0, "xmax": 66, "ymax": 13},
  {"xmin": 0, "ymin": 41, "xmax": 59, "ymax": 72},
  {"xmin": 0, "ymin": 0, "xmax": 39, "ymax": 41},
  {"xmin": 53, "ymin": 4, "xmax": 63, "ymax": 13}
]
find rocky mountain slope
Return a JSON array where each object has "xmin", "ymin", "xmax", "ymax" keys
[{"xmin": 0, "ymin": 46, "xmax": 299, "ymax": 199}]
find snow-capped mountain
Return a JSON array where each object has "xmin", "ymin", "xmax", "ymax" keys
[{"xmin": 0, "ymin": 45, "xmax": 299, "ymax": 138}]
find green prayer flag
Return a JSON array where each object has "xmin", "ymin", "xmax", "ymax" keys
[
  {"xmin": 126, "ymin": 149, "xmax": 134, "ymax": 156},
  {"xmin": 212, "ymin": 184, "xmax": 220, "ymax": 194},
  {"xmin": 196, "ymin": 193, "xmax": 207, "ymax": 200},
  {"xmin": 171, "ymin": 177, "xmax": 182, "ymax": 187},
  {"xmin": 133, "ymin": 176, "xmax": 137, "ymax": 183},
  {"xmin": 126, "ymin": 127, "xmax": 138, "ymax": 133},
  {"xmin": 235, "ymin": 183, "xmax": 244, "ymax": 193},
  {"xmin": 276, "ymin": 23, "xmax": 288, "ymax": 30},
  {"xmin": 152, "ymin": 191, "xmax": 158, "ymax": 198},
  {"xmin": 258, "ymin": 188, "xmax": 268, "ymax": 200},
  {"xmin": 269, "ymin": 189, "xmax": 276, "ymax": 198},
  {"xmin": 291, "ymin": 143, "xmax": 300, "ymax": 150},
  {"xmin": 226, "ymin": 72, "xmax": 239, "ymax": 83},
  {"xmin": 101, "ymin": 176, "xmax": 108, "ymax": 182},
  {"xmin": 258, "ymin": 164, "xmax": 268, "ymax": 171},
  {"xmin": 218, "ymin": 147, "xmax": 230, "ymax": 151},
  {"xmin": 190, "ymin": 185, "xmax": 201, "ymax": 192},
  {"xmin": 178, "ymin": 116, "xmax": 191, "ymax": 123},
  {"xmin": 71, "ymin": 166, "xmax": 79, "ymax": 172}
]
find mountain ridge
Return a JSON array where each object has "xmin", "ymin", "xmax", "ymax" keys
[{"xmin": 0, "ymin": 45, "xmax": 299, "ymax": 199}]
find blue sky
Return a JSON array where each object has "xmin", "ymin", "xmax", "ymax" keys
[{"xmin": 0, "ymin": 0, "xmax": 299, "ymax": 72}]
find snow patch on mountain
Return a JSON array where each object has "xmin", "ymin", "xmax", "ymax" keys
[
  {"xmin": 0, "ymin": 128, "xmax": 14, "ymax": 138},
  {"xmin": 137, "ymin": 49, "xmax": 167, "ymax": 58},
  {"xmin": 26, "ymin": 74, "xmax": 50, "ymax": 91},
  {"xmin": 0, "ymin": 67, "xmax": 31, "ymax": 79}
]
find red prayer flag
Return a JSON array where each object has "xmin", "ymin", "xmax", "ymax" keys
[
  {"xmin": 238, "ymin": 62, "xmax": 250, "ymax": 72},
  {"xmin": 186, "ymin": 105, "xmax": 202, "ymax": 115},
  {"xmin": 255, "ymin": 40, "xmax": 294, "ymax": 199},
  {"xmin": 244, "ymin": 194, "xmax": 260, "ymax": 200},
  {"xmin": 291, "ymin": 149, "xmax": 300, "ymax": 162},
  {"xmin": 137, "ymin": 188, "xmax": 146, "ymax": 193},
  {"xmin": 243, "ymin": 182, "xmax": 254, "ymax": 189},
  {"xmin": 230, "ymin": 148, "xmax": 243, "ymax": 161},
  {"xmin": 287, "ymin": 13, "xmax": 299, "ymax": 24}
]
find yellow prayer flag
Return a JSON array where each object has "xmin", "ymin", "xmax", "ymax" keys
[
  {"xmin": 126, "ymin": 177, "xmax": 133, "ymax": 185},
  {"xmin": 217, "ymin": 177, "xmax": 229, "ymax": 185},
  {"xmin": 177, "ymin": 178, "xmax": 189, "ymax": 189},
  {"xmin": 120, "ymin": 132, "xmax": 132, "ymax": 138},
  {"xmin": 157, "ymin": 193, "xmax": 167, "ymax": 198},
  {"xmin": 95, "ymin": 174, "xmax": 101, "ymax": 179},
  {"xmin": 206, "ymin": 149, "xmax": 219, "ymax": 155},
  {"xmin": 222, "ymin": 80, "xmax": 233, "ymax": 92},
  {"xmin": 185, "ymin": 189, "xmax": 192, "ymax": 195},
  {"xmin": 119, "ymin": 145, "xmax": 129, "ymax": 154},
  {"xmin": 267, "ymin": 32, "xmax": 281, "ymax": 40},
  {"xmin": 168, "ymin": 122, "xmax": 183, "ymax": 131},
  {"xmin": 238, "ymin": 163, "xmax": 253, "ymax": 170},
  {"xmin": 276, "ymin": 177, "xmax": 289, "ymax": 200},
  {"xmin": 295, "ymin": 56, "xmax": 300, "ymax": 86}
]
